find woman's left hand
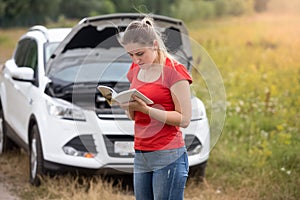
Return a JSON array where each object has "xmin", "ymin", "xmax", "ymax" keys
[{"xmin": 119, "ymin": 95, "xmax": 150, "ymax": 115}]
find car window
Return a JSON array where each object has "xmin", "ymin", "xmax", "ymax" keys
[
  {"xmin": 24, "ymin": 40, "xmax": 38, "ymax": 70},
  {"xmin": 14, "ymin": 38, "xmax": 38, "ymax": 70},
  {"xmin": 14, "ymin": 39, "xmax": 29, "ymax": 67}
]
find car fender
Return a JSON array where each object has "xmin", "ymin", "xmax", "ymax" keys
[{"xmin": 0, "ymin": 61, "xmax": 11, "ymax": 121}]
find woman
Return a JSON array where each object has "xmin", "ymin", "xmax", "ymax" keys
[{"xmin": 119, "ymin": 16, "xmax": 192, "ymax": 200}]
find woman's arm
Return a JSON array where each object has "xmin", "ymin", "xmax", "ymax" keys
[{"xmin": 132, "ymin": 80, "xmax": 192, "ymax": 128}]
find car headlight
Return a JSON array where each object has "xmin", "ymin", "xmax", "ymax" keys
[
  {"xmin": 46, "ymin": 98, "xmax": 86, "ymax": 121},
  {"xmin": 191, "ymin": 96, "xmax": 206, "ymax": 121},
  {"xmin": 191, "ymin": 107, "xmax": 204, "ymax": 121}
]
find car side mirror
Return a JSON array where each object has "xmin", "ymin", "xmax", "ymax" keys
[{"xmin": 11, "ymin": 67, "xmax": 35, "ymax": 83}]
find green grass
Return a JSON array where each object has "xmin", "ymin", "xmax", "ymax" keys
[{"xmin": 188, "ymin": 10, "xmax": 300, "ymax": 200}]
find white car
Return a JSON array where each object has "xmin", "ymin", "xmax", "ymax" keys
[{"xmin": 0, "ymin": 13, "xmax": 210, "ymax": 185}]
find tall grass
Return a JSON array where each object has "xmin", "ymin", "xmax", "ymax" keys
[
  {"xmin": 188, "ymin": 5, "xmax": 300, "ymax": 200},
  {"xmin": 0, "ymin": 151, "xmax": 135, "ymax": 200}
]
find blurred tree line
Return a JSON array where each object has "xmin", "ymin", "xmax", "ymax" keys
[{"xmin": 0, "ymin": 0, "xmax": 269, "ymax": 27}]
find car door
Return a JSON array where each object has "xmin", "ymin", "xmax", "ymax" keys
[{"xmin": 4, "ymin": 38, "xmax": 38, "ymax": 142}]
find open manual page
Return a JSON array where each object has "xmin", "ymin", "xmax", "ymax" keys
[{"xmin": 97, "ymin": 85, "xmax": 153, "ymax": 106}]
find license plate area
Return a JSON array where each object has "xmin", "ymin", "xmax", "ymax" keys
[
  {"xmin": 103, "ymin": 135, "xmax": 135, "ymax": 158},
  {"xmin": 114, "ymin": 141, "xmax": 135, "ymax": 156}
]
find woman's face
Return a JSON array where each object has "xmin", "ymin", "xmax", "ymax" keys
[{"xmin": 124, "ymin": 42, "xmax": 158, "ymax": 69}]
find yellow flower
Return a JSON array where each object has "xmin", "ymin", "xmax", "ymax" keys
[{"xmin": 276, "ymin": 125, "xmax": 284, "ymax": 131}]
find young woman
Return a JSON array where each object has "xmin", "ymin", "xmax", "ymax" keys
[{"xmin": 119, "ymin": 16, "xmax": 192, "ymax": 200}]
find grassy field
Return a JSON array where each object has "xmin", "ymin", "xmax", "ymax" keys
[
  {"xmin": 190, "ymin": 16, "xmax": 300, "ymax": 200},
  {"xmin": 187, "ymin": 3, "xmax": 300, "ymax": 199},
  {"xmin": 0, "ymin": 1, "xmax": 300, "ymax": 200}
]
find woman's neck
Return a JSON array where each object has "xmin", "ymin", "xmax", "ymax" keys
[{"xmin": 138, "ymin": 64, "xmax": 162, "ymax": 83}]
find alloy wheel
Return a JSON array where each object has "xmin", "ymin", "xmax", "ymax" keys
[{"xmin": 30, "ymin": 137, "xmax": 38, "ymax": 179}]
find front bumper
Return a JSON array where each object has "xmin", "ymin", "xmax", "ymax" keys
[{"xmin": 39, "ymin": 109, "xmax": 209, "ymax": 173}]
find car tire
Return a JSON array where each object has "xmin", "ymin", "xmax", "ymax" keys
[
  {"xmin": 0, "ymin": 103, "xmax": 14, "ymax": 154},
  {"xmin": 29, "ymin": 124, "xmax": 45, "ymax": 186},
  {"xmin": 189, "ymin": 161, "xmax": 207, "ymax": 182}
]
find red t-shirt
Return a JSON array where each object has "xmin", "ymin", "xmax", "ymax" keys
[{"xmin": 127, "ymin": 57, "xmax": 192, "ymax": 151}]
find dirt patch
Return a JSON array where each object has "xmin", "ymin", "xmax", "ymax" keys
[{"xmin": 0, "ymin": 175, "xmax": 20, "ymax": 200}]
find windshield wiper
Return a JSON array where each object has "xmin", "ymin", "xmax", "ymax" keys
[
  {"xmin": 55, "ymin": 82, "xmax": 75, "ymax": 92},
  {"xmin": 55, "ymin": 81, "xmax": 103, "ymax": 92}
]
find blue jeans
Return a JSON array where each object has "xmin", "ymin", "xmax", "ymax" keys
[{"xmin": 134, "ymin": 147, "xmax": 189, "ymax": 200}]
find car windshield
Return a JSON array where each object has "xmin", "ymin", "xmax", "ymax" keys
[
  {"xmin": 51, "ymin": 62, "xmax": 131, "ymax": 83},
  {"xmin": 45, "ymin": 42, "xmax": 60, "ymax": 65}
]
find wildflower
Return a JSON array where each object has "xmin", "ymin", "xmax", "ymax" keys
[{"xmin": 276, "ymin": 124, "xmax": 284, "ymax": 131}]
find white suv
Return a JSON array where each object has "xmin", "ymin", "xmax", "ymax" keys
[{"xmin": 0, "ymin": 13, "xmax": 210, "ymax": 185}]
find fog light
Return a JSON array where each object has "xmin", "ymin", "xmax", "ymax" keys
[
  {"xmin": 188, "ymin": 144, "xmax": 202, "ymax": 156},
  {"xmin": 63, "ymin": 146, "xmax": 95, "ymax": 158}
]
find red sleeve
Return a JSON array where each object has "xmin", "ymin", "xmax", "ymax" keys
[{"xmin": 164, "ymin": 59, "xmax": 193, "ymax": 88}]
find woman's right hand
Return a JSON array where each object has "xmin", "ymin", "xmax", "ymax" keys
[{"xmin": 119, "ymin": 102, "xmax": 135, "ymax": 120}]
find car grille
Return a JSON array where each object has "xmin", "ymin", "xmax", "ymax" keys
[
  {"xmin": 95, "ymin": 82, "xmax": 129, "ymax": 120},
  {"xmin": 103, "ymin": 135, "xmax": 135, "ymax": 158},
  {"xmin": 103, "ymin": 134, "xmax": 202, "ymax": 158}
]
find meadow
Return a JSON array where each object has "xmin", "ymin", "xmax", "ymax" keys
[
  {"xmin": 188, "ymin": 12, "xmax": 300, "ymax": 200},
  {"xmin": 0, "ymin": 2, "xmax": 299, "ymax": 200}
]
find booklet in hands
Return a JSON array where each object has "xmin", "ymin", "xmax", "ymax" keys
[{"xmin": 97, "ymin": 85, "xmax": 153, "ymax": 106}]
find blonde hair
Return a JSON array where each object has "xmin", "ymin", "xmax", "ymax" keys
[{"xmin": 119, "ymin": 16, "xmax": 172, "ymax": 67}]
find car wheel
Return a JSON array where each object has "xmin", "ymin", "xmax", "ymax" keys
[
  {"xmin": 0, "ymin": 103, "xmax": 13, "ymax": 154},
  {"xmin": 189, "ymin": 161, "xmax": 207, "ymax": 182},
  {"xmin": 29, "ymin": 124, "xmax": 44, "ymax": 186}
]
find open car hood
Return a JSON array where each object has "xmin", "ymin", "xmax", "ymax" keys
[{"xmin": 46, "ymin": 13, "xmax": 193, "ymax": 76}]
